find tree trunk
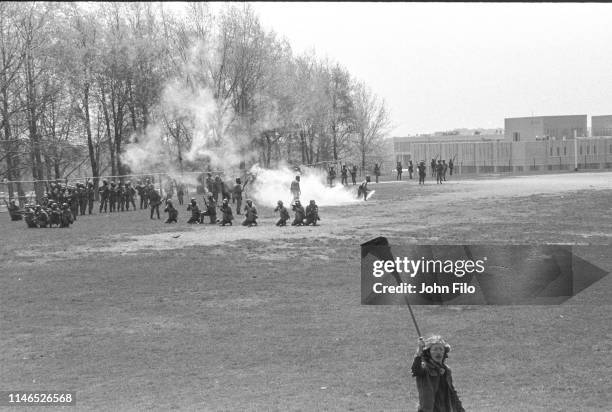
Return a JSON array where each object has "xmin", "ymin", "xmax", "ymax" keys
[
  {"xmin": 83, "ymin": 83, "xmax": 99, "ymax": 184},
  {"xmin": 100, "ymin": 84, "xmax": 116, "ymax": 178}
]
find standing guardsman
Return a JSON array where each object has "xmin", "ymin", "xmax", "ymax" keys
[
  {"xmin": 341, "ymin": 165, "xmax": 348, "ymax": 186},
  {"xmin": 99, "ymin": 180, "xmax": 109, "ymax": 213},
  {"xmin": 418, "ymin": 161, "xmax": 427, "ymax": 185},
  {"xmin": 86, "ymin": 182, "xmax": 95, "ymax": 214},
  {"xmin": 350, "ymin": 165, "xmax": 358, "ymax": 185},
  {"xmin": 290, "ymin": 175, "xmax": 301, "ymax": 202},
  {"xmin": 232, "ymin": 178, "xmax": 243, "ymax": 215},
  {"xmin": 373, "ymin": 163, "xmax": 381, "ymax": 183},
  {"xmin": 149, "ymin": 188, "xmax": 161, "ymax": 219},
  {"xmin": 396, "ymin": 161, "xmax": 403, "ymax": 181}
]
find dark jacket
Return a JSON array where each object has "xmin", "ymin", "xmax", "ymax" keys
[{"xmin": 411, "ymin": 356, "xmax": 464, "ymax": 412}]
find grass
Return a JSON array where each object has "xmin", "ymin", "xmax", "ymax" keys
[{"xmin": 1, "ymin": 173, "xmax": 611, "ymax": 411}]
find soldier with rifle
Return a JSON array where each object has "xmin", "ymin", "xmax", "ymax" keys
[
  {"xmin": 219, "ymin": 198, "xmax": 234, "ymax": 226},
  {"xmin": 164, "ymin": 199, "xmax": 178, "ymax": 223},
  {"xmin": 149, "ymin": 188, "xmax": 162, "ymax": 219},
  {"xmin": 418, "ymin": 161, "xmax": 427, "ymax": 185},
  {"xmin": 242, "ymin": 199, "xmax": 258, "ymax": 227},
  {"xmin": 304, "ymin": 200, "xmax": 320, "ymax": 226},
  {"xmin": 99, "ymin": 180, "xmax": 110, "ymax": 213},
  {"xmin": 274, "ymin": 200, "xmax": 290, "ymax": 226},
  {"xmin": 341, "ymin": 165, "xmax": 348, "ymax": 186},
  {"xmin": 186, "ymin": 198, "xmax": 201, "ymax": 224},
  {"xmin": 291, "ymin": 200, "xmax": 305, "ymax": 226}
]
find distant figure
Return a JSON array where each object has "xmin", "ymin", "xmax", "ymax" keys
[
  {"xmin": 373, "ymin": 163, "xmax": 381, "ymax": 183},
  {"xmin": 327, "ymin": 166, "xmax": 336, "ymax": 187},
  {"xmin": 341, "ymin": 165, "xmax": 348, "ymax": 186},
  {"xmin": 442, "ymin": 160, "xmax": 448, "ymax": 181},
  {"xmin": 350, "ymin": 165, "xmax": 358, "ymax": 185},
  {"xmin": 449, "ymin": 159, "xmax": 454, "ymax": 176},
  {"xmin": 290, "ymin": 175, "xmax": 301, "ymax": 202},
  {"xmin": 430, "ymin": 158, "xmax": 436, "ymax": 177},
  {"xmin": 418, "ymin": 161, "xmax": 426, "ymax": 185},
  {"xmin": 436, "ymin": 160, "xmax": 444, "ymax": 184},
  {"xmin": 396, "ymin": 161, "xmax": 403, "ymax": 181},
  {"xmin": 408, "ymin": 160, "xmax": 414, "ymax": 180}
]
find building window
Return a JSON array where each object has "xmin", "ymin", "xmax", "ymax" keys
[
  {"xmin": 556, "ymin": 147, "xmax": 560, "ymax": 156},
  {"xmin": 564, "ymin": 146, "xmax": 567, "ymax": 155},
  {"xmin": 550, "ymin": 147, "xmax": 553, "ymax": 156},
  {"xmin": 587, "ymin": 146, "xmax": 590, "ymax": 154},
  {"xmin": 512, "ymin": 132, "xmax": 520, "ymax": 142},
  {"xmin": 580, "ymin": 146, "xmax": 583, "ymax": 155},
  {"xmin": 593, "ymin": 145, "xmax": 596, "ymax": 154}
]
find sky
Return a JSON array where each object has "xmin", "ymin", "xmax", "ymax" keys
[{"xmin": 245, "ymin": 2, "xmax": 612, "ymax": 136}]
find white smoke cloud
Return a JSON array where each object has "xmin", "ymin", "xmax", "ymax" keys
[{"xmin": 248, "ymin": 163, "xmax": 359, "ymax": 207}]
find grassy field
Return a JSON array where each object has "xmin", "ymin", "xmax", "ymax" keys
[{"xmin": 1, "ymin": 171, "xmax": 611, "ymax": 411}]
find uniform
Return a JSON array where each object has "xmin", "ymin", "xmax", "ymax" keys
[
  {"xmin": 87, "ymin": 183, "xmax": 95, "ymax": 214},
  {"xmin": 242, "ymin": 200, "xmax": 258, "ymax": 226},
  {"xmin": 232, "ymin": 179, "xmax": 243, "ymax": 215},
  {"xmin": 418, "ymin": 162, "xmax": 427, "ymax": 185},
  {"xmin": 274, "ymin": 201, "xmax": 290, "ymax": 226},
  {"xmin": 202, "ymin": 195, "xmax": 217, "ymax": 224},
  {"xmin": 436, "ymin": 161, "xmax": 444, "ymax": 184},
  {"xmin": 164, "ymin": 201, "xmax": 178, "ymax": 223},
  {"xmin": 304, "ymin": 200, "xmax": 320, "ymax": 226},
  {"xmin": 291, "ymin": 201, "xmax": 305, "ymax": 226},
  {"xmin": 341, "ymin": 166, "xmax": 348, "ymax": 185},
  {"xmin": 396, "ymin": 162, "xmax": 403, "ymax": 180},
  {"xmin": 186, "ymin": 199, "xmax": 201, "ymax": 224},
  {"xmin": 149, "ymin": 189, "xmax": 161, "ymax": 219},
  {"xmin": 350, "ymin": 166, "xmax": 357, "ymax": 185},
  {"xmin": 219, "ymin": 200, "xmax": 234, "ymax": 226}
]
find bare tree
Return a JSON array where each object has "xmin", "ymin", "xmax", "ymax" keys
[{"xmin": 352, "ymin": 81, "xmax": 390, "ymax": 173}]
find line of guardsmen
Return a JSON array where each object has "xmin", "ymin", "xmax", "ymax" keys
[{"xmin": 171, "ymin": 195, "xmax": 320, "ymax": 228}]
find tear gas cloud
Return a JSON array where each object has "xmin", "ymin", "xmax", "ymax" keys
[{"xmin": 249, "ymin": 164, "xmax": 359, "ymax": 208}]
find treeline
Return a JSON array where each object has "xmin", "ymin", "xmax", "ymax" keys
[{"xmin": 0, "ymin": 2, "xmax": 390, "ymax": 200}]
